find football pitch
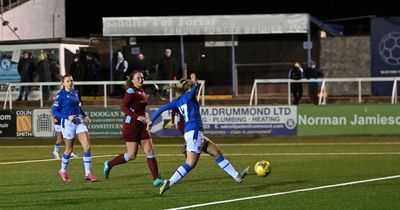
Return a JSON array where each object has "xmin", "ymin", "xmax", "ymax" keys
[{"xmin": 1, "ymin": 136, "xmax": 400, "ymax": 210}]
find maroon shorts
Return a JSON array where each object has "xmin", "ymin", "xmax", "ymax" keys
[{"xmin": 122, "ymin": 122, "xmax": 151, "ymax": 142}]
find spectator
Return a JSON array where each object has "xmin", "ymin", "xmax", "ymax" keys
[
  {"xmin": 85, "ymin": 53, "xmax": 101, "ymax": 95},
  {"xmin": 158, "ymin": 49, "xmax": 178, "ymax": 80},
  {"xmin": 131, "ymin": 53, "xmax": 150, "ymax": 79},
  {"xmin": 305, "ymin": 61, "xmax": 325, "ymax": 105},
  {"xmin": 157, "ymin": 49, "xmax": 178, "ymax": 100},
  {"xmin": 49, "ymin": 54, "xmax": 60, "ymax": 92},
  {"xmin": 69, "ymin": 55, "xmax": 85, "ymax": 100},
  {"xmin": 36, "ymin": 53, "xmax": 52, "ymax": 100},
  {"xmin": 131, "ymin": 53, "xmax": 159, "ymax": 97},
  {"xmin": 114, "ymin": 51, "xmax": 128, "ymax": 96},
  {"xmin": 17, "ymin": 51, "xmax": 35, "ymax": 101},
  {"xmin": 288, "ymin": 62, "xmax": 303, "ymax": 105}
]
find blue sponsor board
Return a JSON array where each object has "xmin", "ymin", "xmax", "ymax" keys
[
  {"xmin": 203, "ymin": 124, "xmax": 296, "ymax": 136},
  {"xmin": 0, "ymin": 58, "xmax": 20, "ymax": 83},
  {"xmin": 150, "ymin": 106, "xmax": 297, "ymax": 137},
  {"xmin": 371, "ymin": 17, "xmax": 400, "ymax": 96}
]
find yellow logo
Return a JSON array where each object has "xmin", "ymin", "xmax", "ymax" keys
[{"xmin": 17, "ymin": 116, "xmax": 32, "ymax": 132}]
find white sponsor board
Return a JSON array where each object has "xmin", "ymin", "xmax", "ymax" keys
[
  {"xmin": 33, "ymin": 109, "xmax": 54, "ymax": 137},
  {"xmin": 103, "ymin": 14, "xmax": 308, "ymax": 36}
]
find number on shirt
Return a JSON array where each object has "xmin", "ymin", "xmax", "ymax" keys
[{"xmin": 178, "ymin": 104, "xmax": 189, "ymax": 122}]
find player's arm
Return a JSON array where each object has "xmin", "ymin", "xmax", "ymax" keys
[
  {"xmin": 186, "ymin": 73, "xmax": 199, "ymax": 99},
  {"xmin": 150, "ymin": 100, "xmax": 177, "ymax": 124},
  {"xmin": 51, "ymin": 94, "xmax": 68, "ymax": 119}
]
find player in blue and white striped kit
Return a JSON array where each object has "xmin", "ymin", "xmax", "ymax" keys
[
  {"xmin": 149, "ymin": 73, "xmax": 249, "ymax": 195},
  {"xmin": 52, "ymin": 74, "xmax": 97, "ymax": 182}
]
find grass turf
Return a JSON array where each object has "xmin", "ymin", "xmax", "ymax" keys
[{"xmin": 0, "ymin": 136, "xmax": 399, "ymax": 209}]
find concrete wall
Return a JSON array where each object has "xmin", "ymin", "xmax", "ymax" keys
[
  {"xmin": 320, "ymin": 36, "xmax": 370, "ymax": 96},
  {"xmin": 0, "ymin": 0, "xmax": 65, "ymax": 40}
]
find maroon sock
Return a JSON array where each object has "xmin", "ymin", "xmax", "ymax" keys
[
  {"xmin": 147, "ymin": 157, "xmax": 159, "ymax": 180},
  {"xmin": 108, "ymin": 154, "xmax": 126, "ymax": 168}
]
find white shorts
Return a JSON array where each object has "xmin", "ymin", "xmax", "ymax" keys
[
  {"xmin": 61, "ymin": 118, "xmax": 88, "ymax": 140},
  {"xmin": 54, "ymin": 124, "xmax": 61, "ymax": 133},
  {"xmin": 184, "ymin": 130, "xmax": 204, "ymax": 154}
]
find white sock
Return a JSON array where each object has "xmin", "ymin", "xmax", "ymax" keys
[
  {"xmin": 169, "ymin": 163, "xmax": 191, "ymax": 186},
  {"xmin": 53, "ymin": 144, "xmax": 60, "ymax": 153},
  {"xmin": 216, "ymin": 156, "xmax": 238, "ymax": 179},
  {"xmin": 61, "ymin": 153, "xmax": 70, "ymax": 172},
  {"xmin": 83, "ymin": 151, "xmax": 91, "ymax": 176}
]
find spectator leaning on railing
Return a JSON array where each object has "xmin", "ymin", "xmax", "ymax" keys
[{"xmin": 288, "ymin": 62, "xmax": 303, "ymax": 105}]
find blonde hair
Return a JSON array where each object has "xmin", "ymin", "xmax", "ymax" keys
[{"xmin": 171, "ymin": 79, "xmax": 193, "ymax": 97}]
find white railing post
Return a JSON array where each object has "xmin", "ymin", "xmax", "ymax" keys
[
  {"xmin": 358, "ymin": 79, "xmax": 362, "ymax": 103},
  {"xmin": 287, "ymin": 80, "xmax": 291, "ymax": 105},
  {"xmin": 3, "ymin": 84, "xmax": 11, "ymax": 110},
  {"xmin": 255, "ymin": 80, "xmax": 258, "ymax": 105},
  {"xmin": 391, "ymin": 78, "xmax": 398, "ymax": 104},
  {"xmin": 249, "ymin": 80, "xmax": 256, "ymax": 106},
  {"xmin": 318, "ymin": 80, "xmax": 326, "ymax": 105},
  {"xmin": 39, "ymin": 84, "xmax": 43, "ymax": 108},
  {"xmin": 104, "ymin": 83, "xmax": 107, "ymax": 108}
]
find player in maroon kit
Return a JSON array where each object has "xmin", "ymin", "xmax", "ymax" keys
[{"xmin": 103, "ymin": 71, "xmax": 164, "ymax": 187}]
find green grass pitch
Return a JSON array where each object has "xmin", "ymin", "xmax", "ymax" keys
[{"xmin": 1, "ymin": 136, "xmax": 400, "ymax": 209}]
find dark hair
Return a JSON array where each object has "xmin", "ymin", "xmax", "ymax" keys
[
  {"xmin": 61, "ymin": 74, "xmax": 73, "ymax": 83},
  {"xmin": 123, "ymin": 71, "xmax": 142, "ymax": 89}
]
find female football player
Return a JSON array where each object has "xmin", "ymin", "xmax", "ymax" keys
[{"xmin": 149, "ymin": 73, "xmax": 249, "ymax": 195}]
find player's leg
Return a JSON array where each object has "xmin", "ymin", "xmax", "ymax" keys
[
  {"xmin": 104, "ymin": 142, "xmax": 139, "ymax": 179},
  {"xmin": 160, "ymin": 130, "xmax": 202, "ymax": 195},
  {"xmin": 54, "ymin": 124, "xmax": 78, "ymax": 159},
  {"xmin": 141, "ymin": 138, "xmax": 164, "ymax": 187},
  {"xmin": 205, "ymin": 137, "xmax": 250, "ymax": 183},
  {"xmin": 58, "ymin": 138, "xmax": 73, "ymax": 182},
  {"xmin": 104, "ymin": 128, "xmax": 139, "ymax": 179},
  {"xmin": 52, "ymin": 128, "xmax": 62, "ymax": 159},
  {"xmin": 58, "ymin": 120, "xmax": 75, "ymax": 182},
  {"xmin": 76, "ymin": 124, "xmax": 97, "ymax": 182}
]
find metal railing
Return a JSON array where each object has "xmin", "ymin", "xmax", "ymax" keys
[
  {"xmin": 3, "ymin": 80, "xmax": 205, "ymax": 110},
  {"xmin": 249, "ymin": 77, "xmax": 400, "ymax": 105}
]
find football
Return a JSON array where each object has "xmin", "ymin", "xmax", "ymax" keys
[{"xmin": 254, "ymin": 160, "xmax": 271, "ymax": 177}]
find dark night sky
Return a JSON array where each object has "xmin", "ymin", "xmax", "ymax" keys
[{"xmin": 65, "ymin": 0, "xmax": 397, "ymax": 37}]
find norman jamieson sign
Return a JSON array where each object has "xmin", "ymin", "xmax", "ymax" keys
[{"xmin": 103, "ymin": 14, "xmax": 308, "ymax": 36}]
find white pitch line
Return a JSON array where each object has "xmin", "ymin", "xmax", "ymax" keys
[
  {"xmin": 0, "ymin": 154, "xmax": 187, "ymax": 165},
  {"xmin": 1, "ymin": 152, "xmax": 400, "ymax": 165},
  {"xmin": 166, "ymin": 174, "xmax": 400, "ymax": 210},
  {"xmin": 1, "ymin": 141, "xmax": 400, "ymax": 148}
]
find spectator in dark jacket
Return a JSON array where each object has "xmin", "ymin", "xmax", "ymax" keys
[
  {"xmin": 288, "ymin": 62, "xmax": 304, "ymax": 105},
  {"xmin": 131, "ymin": 53, "xmax": 150, "ymax": 79},
  {"xmin": 85, "ymin": 53, "xmax": 101, "ymax": 95},
  {"xmin": 157, "ymin": 49, "xmax": 178, "ymax": 99},
  {"xmin": 17, "ymin": 51, "xmax": 36, "ymax": 101},
  {"xmin": 37, "ymin": 53, "xmax": 52, "ymax": 100},
  {"xmin": 158, "ymin": 49, "xmax": 178, "ymax": 80},
  {"xmin": 305, "ymin": 61, "xmax": 325, "ymax": 105},
  {"xmin": 69, "ymin": 54, "xmax": 85, "ymax": 99}
]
